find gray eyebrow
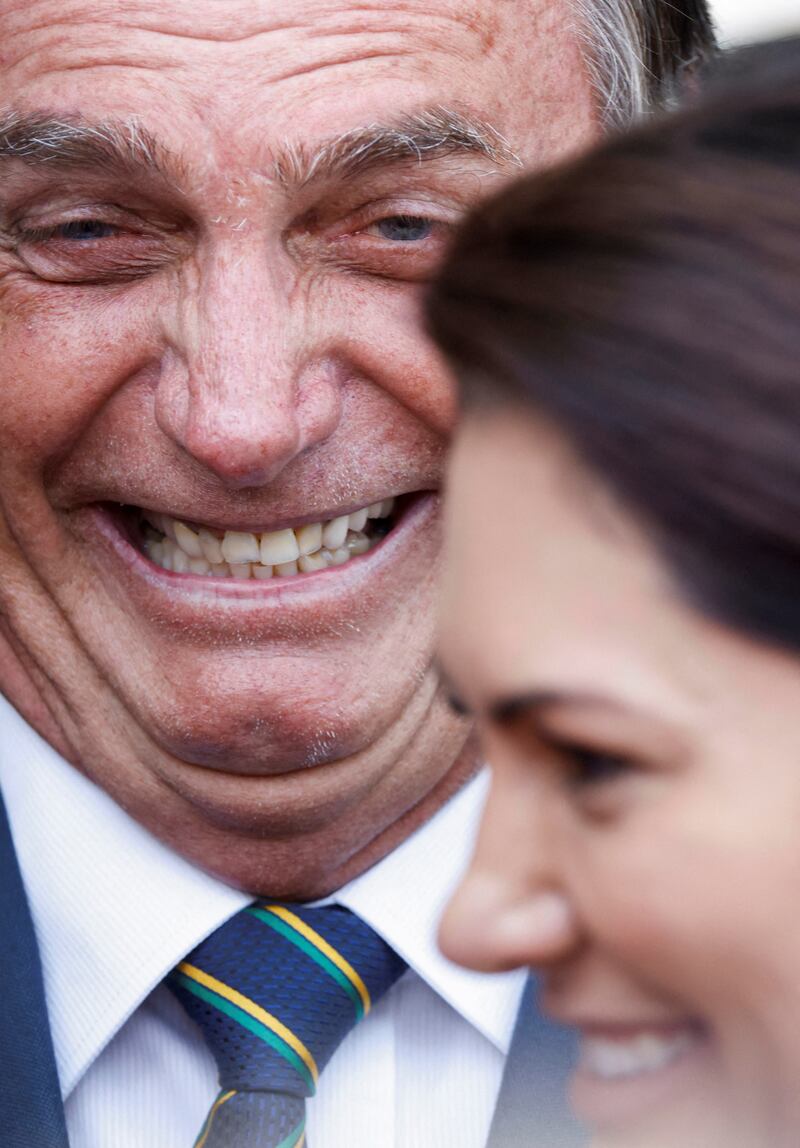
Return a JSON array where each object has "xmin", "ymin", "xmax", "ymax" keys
[
  {"xmin": 0, "ymin": 105, "xmax": 520, "ymax": 191},
  {"xmin": 0, "ymin": 109, "xmax": 183, "ymax": 182},
  {"xmin": 272, "ymin": 106, "xmax": 522, "ymax": 189}
]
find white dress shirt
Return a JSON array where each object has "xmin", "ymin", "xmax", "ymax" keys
[{"xmin": 0, "ymin": 694, "xmax": 525, "ymax": 1148}]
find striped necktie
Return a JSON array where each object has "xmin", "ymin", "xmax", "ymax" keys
[{"xmin": 169, "ymin": 902, "xmax": 407, "ymax": 1148}]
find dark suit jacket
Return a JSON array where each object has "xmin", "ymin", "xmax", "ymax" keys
[
  {"xmin": 0, "ymin": 790, "xmax": 584, "ymax": 1148},
  {"xmin": 1, "ymin": 791, "xmax": 70, "ymax": 1148}
]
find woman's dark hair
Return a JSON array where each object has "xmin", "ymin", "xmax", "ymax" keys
[{"xmin": 427, "ymin": 37, "xmax": 800, "ymax": 652}]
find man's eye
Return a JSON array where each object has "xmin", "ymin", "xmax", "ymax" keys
[
  {"xmin": 563, "ymin": 746, "xmax": 633, "ymax": 787},
  {"xmin": 13, "ymin": 216, "xmax": 174, "ymax": 285},
  {"xmin": 368, "ymin": 215, "xmax": 433, "ymax": 242},
  {"xmin": 53, "ymin": 220, "xmax": 119, "ymax": 242}
]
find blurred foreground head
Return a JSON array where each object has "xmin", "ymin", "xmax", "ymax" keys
[{"xmin": 429, "ymin": 37, "xmax": 800, "ymax": 1148}]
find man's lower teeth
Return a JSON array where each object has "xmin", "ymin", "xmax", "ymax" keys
[{"xmin": 141, "ymin": 498, "xmax": 394, "ymax": 579}]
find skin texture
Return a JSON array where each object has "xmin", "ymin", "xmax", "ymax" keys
[
  {"xmin": 0, "ymin": 0, "xmax": 597, "ymax": 897},
  {"xmin": 439, "ymin": 411, "xmax": 800, "ymax": 1148}
]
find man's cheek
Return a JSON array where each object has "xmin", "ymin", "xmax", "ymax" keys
[
  {"xmin": 330, "ymin": 281, "xmax": 459, "ymax": 435},
  {"xmin": 0, "ymin": 284, "xmax": 154, "ymax": 462}
]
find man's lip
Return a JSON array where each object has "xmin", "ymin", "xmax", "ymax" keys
[
  {"xmin": 108, "ymin": 489, "xmax": 424, "ymax": 537},
  {"xmin": 73, "ymin": 490, "xmax": 439, "ymax": 611}
]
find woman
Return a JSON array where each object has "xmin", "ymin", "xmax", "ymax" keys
[{"xmin": 426, "ymin": 38, "xmax": 800, "ymax": 1148}]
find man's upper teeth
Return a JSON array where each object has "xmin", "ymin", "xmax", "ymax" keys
[
  {"xmin": 579, "ymin": 1029, "xmax": 697, "ymax": 1081},
  {"xmin": 144, "ymin": 499, "xmax": 395, "ymax": 579}
]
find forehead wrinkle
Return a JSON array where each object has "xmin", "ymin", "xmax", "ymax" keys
[
  {"xmin": 273, "ymin": 105, "xmax": 521, "ymax": 190},
  {"xmin": 0, "ymin": 108, "xmax": 189, "ymax": 186}
]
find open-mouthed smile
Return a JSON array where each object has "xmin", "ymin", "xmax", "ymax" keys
[
  {"xmin": 69, "ymin": 490, "xmax": 438, "ymax": 638},
  {"xmin": 136, "ymin": 497, "xmax": 396, "ymax": 580},
  {"xmin": 569, "ymin": 1020, "xmax": 709, "ymax": 1128}
]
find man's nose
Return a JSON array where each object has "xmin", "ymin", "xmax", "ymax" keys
[
  {"xmin": 438, "ymin": 771, "xmax": 582, "ymax": 973},
  {"xmin": 154, "ymin": 250, "xmax": 342, "ymax": 488}
]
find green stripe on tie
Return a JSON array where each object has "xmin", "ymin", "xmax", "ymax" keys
[
  {"xmin": 173, "ymin": 972, "xmax": 316, "ymax": 1093},
  {"xmin": 247, "ymin": 906, "xmax": 364, "ymax": 1019},
  {"xmin": 275, "ymin": 1118, "xmax": 306, "ymax": 1148}
]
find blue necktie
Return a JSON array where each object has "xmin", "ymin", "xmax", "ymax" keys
[{"xmin": 169, "ymin": 903, "xmax": 407, "ymax": 1147}]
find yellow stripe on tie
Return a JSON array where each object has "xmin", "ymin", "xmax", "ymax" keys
[
  {"xmin": 265, "ymin": 905, "xmax": 372, "ymax": 1016},
  {"xmin": 178, "ymin": 962, "xmax": 319, "ymax": 1085},
  {"xmin": 195, "ymin": 1089, "xmax": 236, "ymax": 1148}
]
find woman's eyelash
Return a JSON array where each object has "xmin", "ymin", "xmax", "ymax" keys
[
  {"xmin": 446, "ymin": 692, "xmax": 469, "ymax": 717},
  {"xmin": 558, "ymin": 744, "xmax": 634, "ymax": 787}
]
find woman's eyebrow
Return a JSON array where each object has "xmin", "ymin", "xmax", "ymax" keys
[{"xmin": 490, "ymin": 690, "xmax": 656, "ymax": 727}]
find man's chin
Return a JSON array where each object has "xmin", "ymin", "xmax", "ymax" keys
[
  {"xmin": 94, "ymin": 693, "xmax": 479, "ymax": 896},
  {"xmin": 147, "ymin": 739, "xmax": 403, "ymax": 836},
  {"xmin": 149, "ymin": 737, "xmax": 481, "ymax": 900},
  {"xmin": 148, "ymin": 718, "xmax": 368, "ymax": 778}
]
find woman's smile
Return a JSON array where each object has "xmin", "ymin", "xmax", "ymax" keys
[{"xmin": 437, "ymin": 411, "xmax": 800, "ymax": 1147}]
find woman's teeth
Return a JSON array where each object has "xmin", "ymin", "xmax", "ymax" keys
[
  {"xmin": 579, "ymin": 1029, "xmax": 698, "ymax": 1081},
  {"xmin": 141, "ymin": 499, "xmax": 395, "ymax": 579}
]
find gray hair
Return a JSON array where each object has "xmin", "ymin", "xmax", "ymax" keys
[{"xmin": 575, "ymin": 0, "xmax": 717, "ymax": 127}]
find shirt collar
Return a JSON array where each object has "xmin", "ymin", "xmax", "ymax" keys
[
  {"xmin": 0, "ymin": 694, "xmax": 251, "ymax": 1098},
  {"xmin": 333, "ymin": 772, "xmax": 525, "ymax": 1054},
  {"xmin": 0, "ymin": 694, "xmax": 524, "ymax": 1097}
]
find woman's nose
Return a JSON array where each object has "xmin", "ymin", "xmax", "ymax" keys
[
  {"xmin": 439, "ymin": 870, "xmax": 579, "ymax": 973},
  {"xmin": 438, "ymin": 768, "xmax": 583, "ymax": 973}
]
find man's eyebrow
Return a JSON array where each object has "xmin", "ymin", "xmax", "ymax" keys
[
  {"xmin": 0, "ymin": 106, "xmax": 520, "ymax": 194},
  {"xmin": 273, "ymin": 106, "xmax": 522, "ymax": 190},
  {"xmin": 0, "ymin": 109, "xmax": 184, "ymax": 183}
]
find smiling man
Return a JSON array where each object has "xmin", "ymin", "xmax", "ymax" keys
[{"xmin": 0, "ymin": 2, "xmax": 714, "ymax": 1146}]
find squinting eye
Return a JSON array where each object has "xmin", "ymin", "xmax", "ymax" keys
[
  {"xmin": 370, "ymin": 215, "xmax": 433, "ymax": 242},
  {"xmin": 54, "ymin": 220, "xmax": 119, "ymax": 242},
  {"xmin": 564, "ymin": 746, "xmax": 633, "ymax": 787}
]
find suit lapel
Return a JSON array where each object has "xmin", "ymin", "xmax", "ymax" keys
[
  {"xmin": 486, "ymin": 976, "xmax": 587, "ymax": 1147},
  {"xmin": 0, "ymin": 789, "xmax": 70, "ymax": 1148}
]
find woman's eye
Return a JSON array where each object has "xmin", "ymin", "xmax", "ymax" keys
[
  {"xmin": 564, "ymin": 746, "xmax": 633, "ymax": 787},
  {"xmin": 367, "ymin": 215, "xmax": 434, "ymax": 242}
]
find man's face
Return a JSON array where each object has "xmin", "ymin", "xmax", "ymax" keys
[{"xmin": 0, "ymin": 0, "xmax": 596, "ymax": 896}]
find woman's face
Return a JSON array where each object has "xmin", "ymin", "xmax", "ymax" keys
[{"xmin": 439, "ymin": 410, "xmax": 800, "ymax": 1148}]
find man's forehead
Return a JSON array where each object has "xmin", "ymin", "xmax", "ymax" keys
[
  {"xmin": 0, "ymin": 0, "xmax": 593, "ymax": 181},
  {"xmin": 0, "ymin": 0, "xmax": 521, "ymax": 145},
  {"xmin": 0, "ymin": 0, "xmax": 503, "ymax": 71},
  {"xmin": 0, "ymin": 0, "xmax": 496, "ymax": 33}
]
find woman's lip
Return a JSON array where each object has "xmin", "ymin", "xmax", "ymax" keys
[
  {"xmin": 568, "ymin": 1021, "xmax": 710, "ymax": 1129},
  {"xmin": 555, "ymin": 1018, "xmax": 704, "ymax": 1036}
]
